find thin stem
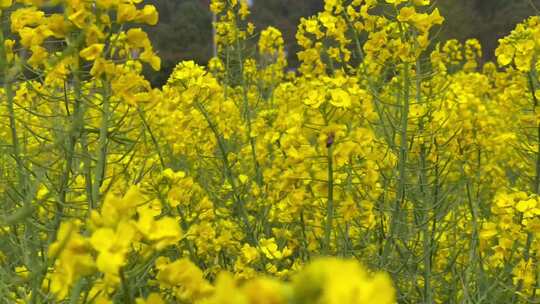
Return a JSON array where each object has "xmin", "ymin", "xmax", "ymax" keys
[
  {"xmin": 92, "ymin": 80, "xmax": 111, "ymax": 206},
  {"xmin": 195, "ymin": 100, "xmax": 256, "ymax": 245},
  {"xmin": 324, "ymin": 141, "xmax": 334, "ymax": 255}
]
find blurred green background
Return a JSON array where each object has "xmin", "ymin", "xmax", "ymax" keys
[{"xmin": 145, "ymin": 0, "xmax": 540, "ymax": 85}]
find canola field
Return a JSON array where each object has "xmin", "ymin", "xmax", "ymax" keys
[{"xmin": 0, "ymin": 0, "xmax": 539, "ymax": 303}]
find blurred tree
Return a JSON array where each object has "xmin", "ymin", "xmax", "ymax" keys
[
  {"xmin": 145, "ymin": 0, "xmax": 213, "ymax": 86},
  {"xmin": 437, "ymin": 0, "xmax": 540, "ymax": 62},
  {"xmin": 250, "ymin": 0, "xmax": 323, "ymax": 68},
  {"xmin": 144, "ymin": 0, "xmax": 540, "ymax": 86}
]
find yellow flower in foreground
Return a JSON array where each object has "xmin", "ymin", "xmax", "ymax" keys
[
  {"xmin": 136, "ymin": 293, "xmax": 165, "ymax": 304},
  {"xmin": 90, "ymin": 221, "xmax": 136, "ymax": 275},
  {"xmin": 28, "ymin": 45, "xmax": 48, "ymax": 67},
  {"xmin": 413, "ymin": 0, "xmax": 430, "ymax": 5},
  {"xmin": 241, "ymin": 244, "xmax": 259, "ymax": 263},
  {"xmin": 386, "ymin": 0, "xmax": 407, "ymax": 5},
  {"xmin": 96, "ymin": 0, "xmax": 119, "ymax": 9},
  {"xmin": 136, "ymin": 205, "xmax": 182, "ymax": 250},
  {"xmin": 259, "ymin": 238, "xmax": 292, "ymax": 260},
  {"xmin": 292, "ymin": 258, "xmax": 395, "ymax": 304},
  {"xmin": 95, "ymin": 185, "xmax": 144, "ymax": 227},
  {"xmin": 0, "ymin": 0, "xmax": 12, "ymax": 8},
  {"xmin": 118, "ymin": 3, "xmax": 138, "ymax": 23},
  {"xmin": 80, "ymin": 44, "xmax": 105, "ymax": 61},
  {"xmin": 140, "ymin": 49, "xmax": 161, "ymax": 71},
  {"xmin": 156, "ymin": 258, "xmax": 213, "ymax": 301},
  {"xmin": 48, "ymin": 221, "xmax": 95, "ymax": 300},
  {"xmin": 137, "ymin": 5, "xmax": 159, "ymax": 25},
  {"xmin": 199, "ymin": 273, "xmax": 247, "ymax": 304},
  {"xmin": 15, "ymin": 265, "xmax": 29, "ymax": 280},
  {"xmin": 127, "ymin": 28, "xmax": 150, "ymax": 48},
  {"xmin": 90, "ymin": 58, "xmax": 116, "ymax": 78},
  {"xmin": 4, "ymin": 39, "xmax": 14, "ymax": 62},
  {"xmin": 329, "ymin": 88, "xmax": 351, "ymax": 108},
  {"xmin": 68, "ymin": 9, "xmax": 89, "ymax": 28},
  {"xmin": 397, "ymin": 6, "xmax": 416, "ymax": 23},
  {"xmin": 10, "ymin": 7, "xmax": 44, "ymax": 32}
]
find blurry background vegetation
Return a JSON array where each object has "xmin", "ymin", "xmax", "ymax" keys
[{"xmin": 146, "ymin": 0, "xmax": 540, "ymax": 86}]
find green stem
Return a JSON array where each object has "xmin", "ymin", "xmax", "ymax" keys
[
  {"xmin": 137, "ymin": 107, "xmax": 165, "ymax": 168},
  {"xmin": 383, "ymin": 62, "xmax": 411, "ymax": 264},
  {"xmin": 92, "ymin": 80, "xmax": 111, "ymax": 206},
  {"xmin": 324, "ymin": 142, "xmax": 334, "ymax": 255},
  {"xmin": 234, "ymin": 17, "xmax": 263, "ymax": 186},
  {"xmin": 195, "ymin": 100, "xmax": 256, "ymax": 245},
  {"xmin": 69, "ymin": 278, "xmax": 84, "ymax": 304},
  {"xmin": 120, "ymin": 268, "xmax": 134, "ymax": 304},
  {"xmin": 0, "ymin": 28, "xmax": 24, "ymax": 194},
  {"xmin": 415, "ymin": 57, "xmax": 433, "ymax": 303}
]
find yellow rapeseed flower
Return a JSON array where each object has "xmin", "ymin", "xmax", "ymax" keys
[
  {"xmin": 136, "ymin": 5, "xmax": 159, "ymax": 25},
  {"xmin": 79, "ymin": 43, "xmax": 105, "ymax": 61}
]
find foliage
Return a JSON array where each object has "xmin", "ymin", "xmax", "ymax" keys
[
  {"xmin": 146, "ymin": 0, "xmax": 540, "ymax": 87},
  {"xmin": 145, "ymin": 0, "xmax": 213, "ymax": 86}
]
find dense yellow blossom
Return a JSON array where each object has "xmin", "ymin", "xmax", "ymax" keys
[{"xmin": 1, "ymin": 0, "xmax": 540, "ymax": 303}]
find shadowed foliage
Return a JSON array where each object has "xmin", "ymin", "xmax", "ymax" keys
[{"xmin": 146, "ymin": 0, "xmax": 540, "ymax": 86}]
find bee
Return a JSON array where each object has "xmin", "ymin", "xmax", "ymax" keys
[{"xmin": 326, "ymin": 132, "xmax": 335, "ymax": 148}]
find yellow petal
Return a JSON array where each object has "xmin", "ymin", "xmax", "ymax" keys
[{"xmin": 80, "ymin": 43, "xmax": 105, "ymax": 61}]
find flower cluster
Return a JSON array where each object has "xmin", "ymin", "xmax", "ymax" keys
[{"xmin": 2, "ymin": 0, "xmax": 540, "ymax": 303}]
